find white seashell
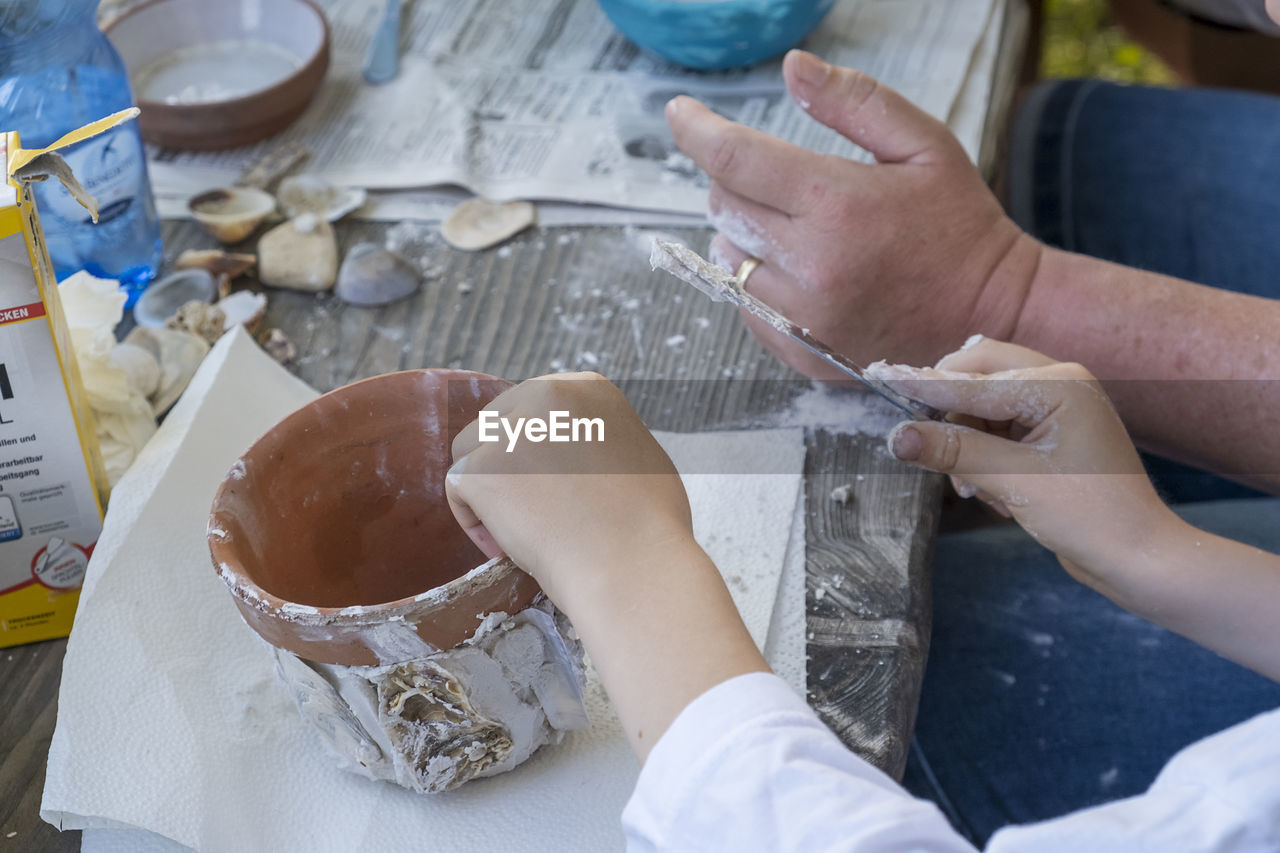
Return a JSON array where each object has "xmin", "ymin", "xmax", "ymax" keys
[
  {"xmin": 133, "ymin": 268, "xmax": 216, "ymax": 328},
  {"xmin": 277, "ymin": 174, "xmax": 367, "ymax": 222},
  {"xmin": 441, "ymin": 198, "xmax": 535, "ymax": 251},
  {"xmin": 165, "ymin": 300, "xmax": 227, "ymax": 346},
  {"xmin": 124, "ymin": 326, "xmax": 211, "ymax": 415},
  {"xmin": 217, "ymin": 289, "xmax": 268, "ymax": 332},
  {"xmin": 262, "ymin": 327, "xmax": 297, "ymax": 366},
  {"xmin": 107, "ymin": 342, "xmax": 162, "ymax": 398},
  {"xmin": 188, "ymin": 187, "xmax": 277, "ymax": 244},
  {"xmin": 335, "ymin": 243, "xmax": 420, "ymax": 307},
  {"xmin": 258, "ymin": 215, "xmax": 339, "ymax": 291}
]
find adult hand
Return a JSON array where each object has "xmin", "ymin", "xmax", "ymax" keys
[
  {"xmin": 874, "ymin": 337, "xmax": 1179, "ymax": 606},
  {"xmin": 665, "ymin": 50, "xmax": 1043, "ymax": 375}
]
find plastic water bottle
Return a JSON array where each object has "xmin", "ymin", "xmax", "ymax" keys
[{"xmin": 0, "ymin": 0, "xmax": 162, "ymax": 306}]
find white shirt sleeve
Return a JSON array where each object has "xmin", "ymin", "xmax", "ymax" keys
[
  {"xmin": 622, "ymin": 672, "xmax": 1280, "ymax": 853},
  {"xmin": 622, "ymin": 671, "xmax": 976, "ymax": 852}
]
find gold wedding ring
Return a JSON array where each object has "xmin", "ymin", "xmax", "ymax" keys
[{"xmin": 735, "ymin": 256, "xmax": 763, "ymax": 289}]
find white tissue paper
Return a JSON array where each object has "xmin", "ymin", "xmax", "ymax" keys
[
  {"xmin": 42, "ymin": 327, "xmax": 807, "ymax": 853},
  {"xmin": 58, "ymin": 270, "xmax": 157, "ymax": 486}
]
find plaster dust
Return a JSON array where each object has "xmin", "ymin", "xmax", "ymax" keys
[
  {"xmin": 50, "ymin": 330, "xmax": 808, "ymax": 853},
  {"xmin": 743, "ymin": 380, "xmax": 908, "ymax": 438}
]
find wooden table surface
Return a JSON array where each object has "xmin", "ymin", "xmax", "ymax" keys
[{"xmin": 1, "ymin": 217, "xmax": 942, "ymax": 851}]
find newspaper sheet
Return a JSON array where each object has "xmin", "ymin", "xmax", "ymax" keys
[{"xmin": 149, "ymin": 0, "xmax": 996, "ymax": 219}]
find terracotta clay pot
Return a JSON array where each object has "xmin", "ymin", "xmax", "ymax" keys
[
  {"xmin": 105, "ymin": 0, "xmax": 330, "ymax": 150},
  {"xmin": 209, "ymin": 369, "xmax": 542, "ymax": 667}
]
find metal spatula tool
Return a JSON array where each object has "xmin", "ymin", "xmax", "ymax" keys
[{"xmin": 650, "ymin": 240, "xmax": 941, "ymax": 421}]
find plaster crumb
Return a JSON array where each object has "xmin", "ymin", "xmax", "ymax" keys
[
  {"xmin": 577, "ymin": 351, "xmax": 599, "ymax": 367},
  {"xmin": 457, "ymin": 281, "xmax": 473, "ymax": 294},
  {"xmin": 665, "ymin": 334, "xmax": 686, "ymax": 348},
  {"xmin": 497, "ymin": 245, "xmax": 513, "ymax": 258},
  {"xmin": 814, "ymin": 587, "xmax": 827, "ymax": 601},
  {"xmin": 5, "ymin": 831, "xmax": 16, "ymax": 838},
  {"xmin": 1099, "ymin": 767, "xmax": 1120, "ymax": 789},
  {"xmin": 829, "ymin": 484, "xmax": 854, "ymax": 505},
  {"xmin": 694, "ymin": 316, "xmax": 710, "ymax": 329}
]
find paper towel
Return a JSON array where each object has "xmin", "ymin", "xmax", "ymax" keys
[{"xmin": 43, "ymin": 328, "xmax": 807, "ymax": 852}]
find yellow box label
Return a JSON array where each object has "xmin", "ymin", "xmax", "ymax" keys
[{"xmin": 0, "ymin": 124, "xmax": 116, "ymax": 649}]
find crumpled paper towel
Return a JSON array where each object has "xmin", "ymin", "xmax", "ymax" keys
[
  {"xmin": 42, "ymin": 327, "xmax": 807, "ymax": 853},
  {"xmin": 58, "ymin": 271, "xmax": 158, "ymax": 486}
]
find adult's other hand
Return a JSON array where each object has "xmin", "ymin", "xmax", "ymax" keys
[{"xmin": 665, "ymin": 50, "xmax": 1043, "ymax": 375}]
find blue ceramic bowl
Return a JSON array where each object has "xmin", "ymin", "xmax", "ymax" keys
[{"xmin": 597, "ymin": 0, "xmax": 836, "ymax": 70}]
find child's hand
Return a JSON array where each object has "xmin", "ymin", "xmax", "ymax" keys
[
  {"xmin": 445, "ymin": 372, "xmax": 698, "ymax": 610},
  {"xmin": 447, "ymin": 373, "xmax": 769, "ymax": 757},
  {"xmin": 874, "ymin": 337, "xmax": 1179, "ymax": 605}
]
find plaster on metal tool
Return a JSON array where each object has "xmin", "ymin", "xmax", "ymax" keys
[{"xmin": 650, "ymin": 240, "xmax": 942, "ymax": 421}]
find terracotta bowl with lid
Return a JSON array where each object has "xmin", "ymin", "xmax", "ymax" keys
[{"xmin": 208, "ymin": 369, "xmax": 541, "ymax": 667}]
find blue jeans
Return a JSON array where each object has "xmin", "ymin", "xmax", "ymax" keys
[
  {"xmin": 903, "ymin": 499, "xmax": 1280, "ymax": 844},
  {"xmin": 902, "ymin": 79, "xmax": 1280, "ymax": 844}
]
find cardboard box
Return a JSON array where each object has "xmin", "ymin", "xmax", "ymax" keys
[{"xmin": 0, "ymin": 111, "xmax": 135, "ymax": 647}]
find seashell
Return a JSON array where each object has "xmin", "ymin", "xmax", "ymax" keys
[
  {"xmin": 124, "ymin": 326, "xmax": 211, "ymax": 415},
  {"xmin": 277, "ymin": 174, "xmax": 367, "ymax": 222},
  {"xmin": 217, "ymin": 289, "xmax": 268, "ymax": 333},
  {"xmin": 166, "ymin": 300, "xmax": 227, "ymax": 345},
  {"xmin": 188, "ymin": 187, "xmax": 277, "ymax": 244},
  {"xmin": 107, "ymin": 342, "xmax": 162, "ymax": 398},
  {"xmin": 257, "ymin": 214, "xmax": 339, "ymax": 291},
  {"xmin": 335, "ymin": 242, "xmax": 420, "ymax": 307},
  {"xmin": 441, "ymin": 198, "xmax": 535, "ymax": 251},
  {"xmin": 260, "ymin": 327, "xmax": 297, "ymax": 366},
  {"xmin": 133, "ymin": 268, "xmax": 216, "ymax": 328},
  {"xmin": 174, "ymin": 249, "xmax": 256, "ymax": 297}
]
